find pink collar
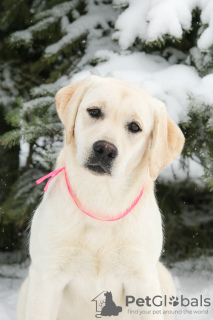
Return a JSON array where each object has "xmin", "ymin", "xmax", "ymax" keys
[{"xmin": 36, "ymin": 167, "xmax": 148, "ymax": 221}]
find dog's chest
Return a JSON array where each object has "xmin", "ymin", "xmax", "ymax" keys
[
  {"xmin": 57, "ymin": 220, "xmax": 154, "ymax": 315},
  {"xmin": 62, "ymin": 220, "xmax": 150, "ymax": 280},
  {"xmin": 31, "ymin": 193, "xmax": 162, "ymax": 281}
]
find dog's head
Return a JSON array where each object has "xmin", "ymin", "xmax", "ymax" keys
[
  {"xmin": 55, "ymin": 76, "xmax": 184, "ymax": 181},
  {"xmin": 104, "ymin": 291, "xmax": 112, "ymax": 300}
]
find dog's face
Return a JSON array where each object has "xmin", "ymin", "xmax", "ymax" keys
[
  {"xmin": 74, "ymin": 79, "xmax": 153, "ymax": 177},
  {"xmin": 55, "ymin": 76, "xmax": 185, "ymax": 180}
]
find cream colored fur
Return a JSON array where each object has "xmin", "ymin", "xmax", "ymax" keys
[{"xmin": 17, "ymin": 76, "xmax": 185, "ymax": 320}]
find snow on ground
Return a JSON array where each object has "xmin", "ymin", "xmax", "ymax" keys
[
  {"xmin": 171, "ymin": 256, "xmax": 213, "ymax": 320},
  {"xmin": 0, "ymin": 255, "xmax": 212, "ymax": 320}
]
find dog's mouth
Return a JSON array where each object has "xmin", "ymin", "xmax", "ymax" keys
[
  {"xmin": 85, "ymin": 152, "xmax": 113, "ymax": 176},
  {"xmin": 87, "ymin": 164, "xmax": 107, "ymax": 175},
  {"xmin": 85, "ymin": 161, "xmax": 112, "ymax": 175}
]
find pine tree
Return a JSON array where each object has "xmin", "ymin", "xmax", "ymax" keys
[
  {"xmin": 0, "ymin": 0, "xmax": 119, "ymax": 250},
  {"xmin": 0, "ymin": 0, "xmax": 37, "ymax": 250}
]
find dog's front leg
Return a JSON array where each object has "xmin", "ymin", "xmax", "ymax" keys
[
  {"xmin": 124, "ymin": 270, "xmax": 164, "ymax": 320},
  {"xmin": 26, "ymin": 265, "xmax": 68, "ymax": 320}
]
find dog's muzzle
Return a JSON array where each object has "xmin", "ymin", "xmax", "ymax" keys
[{"xmin": 86, "ymin": 140, "xmax": 118, "ymax": 175}]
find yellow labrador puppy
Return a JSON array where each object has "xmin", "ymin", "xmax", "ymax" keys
[{"xmin": 17, "ymin": 75, "xmax": 184, "ymax": 320}]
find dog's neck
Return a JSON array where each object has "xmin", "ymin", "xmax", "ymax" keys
[{"xmin": 56, "ymin": 143, "xmax": 153, "ymax": 219}]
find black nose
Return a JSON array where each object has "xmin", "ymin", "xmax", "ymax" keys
[{"xmin": 93, "ymin": 140, "xmax": 118, "ymax": 165}]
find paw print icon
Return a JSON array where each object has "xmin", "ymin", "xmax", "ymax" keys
[{"xmin": 169, "ymin": 296, "xmax": 179, "ymax": 307}]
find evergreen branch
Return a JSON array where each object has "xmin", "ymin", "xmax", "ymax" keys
[
  {"xmin": 35, "ymin": 0, "xmax": 81, "ymax": 21},
  {"xmin": 22, "ymin": 97, "xmax": 55, "ymax": 115},
  {"xmin": 0, "ymin": 129, "xmax": 23, "ymax": 148},
  {"xmin": 0, "ymin": 0, "xmax": 26, "ymax": 30}
]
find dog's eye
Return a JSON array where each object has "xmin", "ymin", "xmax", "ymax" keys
[
  {"xmin": 128, "ymin": 122, "xmax": 142, "ymax": 133},
  {"xmin": 87, "ymin": 108, "xmax": 101, "ymax": 118}
]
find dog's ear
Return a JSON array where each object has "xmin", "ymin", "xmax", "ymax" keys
[
  {"xmin": 55, "ymin": 76, "xmax": 97, "ymax": 144},
  {"xmin": 149, "ymin": 100, "xmax": 185, "ymax": 180}
]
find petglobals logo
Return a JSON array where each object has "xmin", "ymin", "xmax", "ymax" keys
[
  {"xmin": 92, "ymin": 291, "xmax": 122, "ymax": 318},
  {"xmin": 126, "ymin": 295, "xmax": 211, "ymax": 308},
  {"xmin": 92, "ymin": 292, "xmax": 211, "ymax": 318}
]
